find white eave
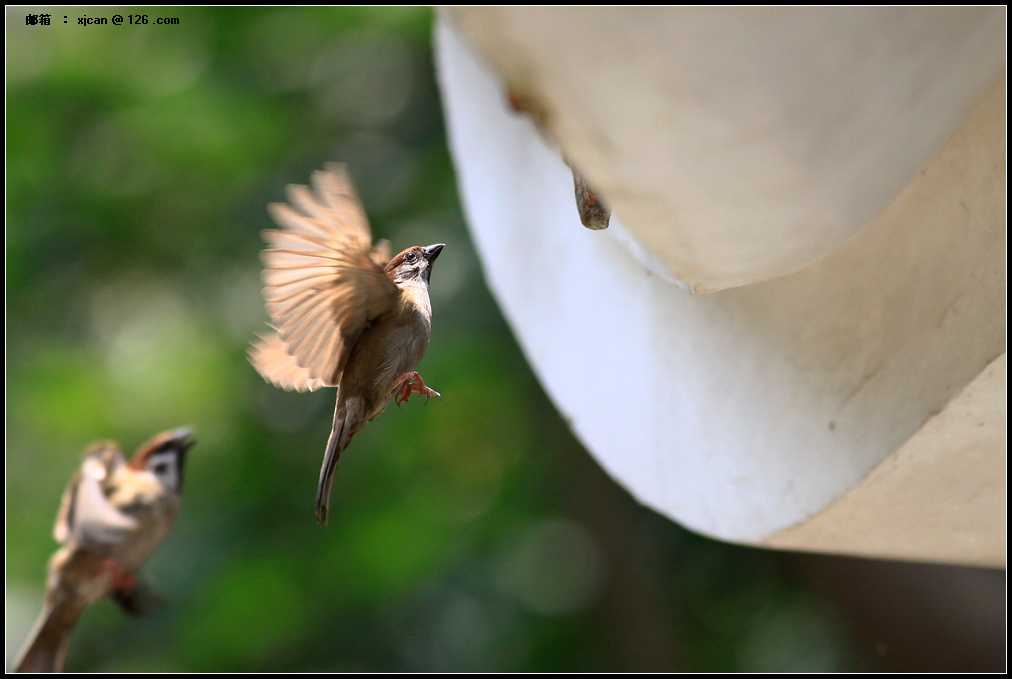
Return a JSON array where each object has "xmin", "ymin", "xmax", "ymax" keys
[{"xmin": 436, "ymin": 8, "xmax": 1006, "ymax": 566}]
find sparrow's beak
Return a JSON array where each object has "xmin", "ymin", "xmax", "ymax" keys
[
  {"xmin": 423, "ymin": 243, "xmax": 445, "ymax": 263},
  {"xmin": 170, "ymin": 426, "xmax": 197, "ymax": 458}
]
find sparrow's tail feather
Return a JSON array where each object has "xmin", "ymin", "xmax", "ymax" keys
[
  {"xmin": 316, "ymin": 399, "xmax": 363, "ymax": 526},
  {"xmin": 14, "ymin": 598, "xmax": 85, "ymax": 673}
]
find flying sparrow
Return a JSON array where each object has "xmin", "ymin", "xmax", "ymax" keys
[
  {"xmin": 249, "ymin": 164, "xmax": 443, "ymax": 526},
  {"xmin": 14, "ymin": 428, "xmax": 194, "ymax": 673}
]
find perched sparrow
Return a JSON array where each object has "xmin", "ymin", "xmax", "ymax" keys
[
  {"xmin": 249, "ymin": 164, "xmax": 443, "ymax": 526},
  {"xmin": 506, "ymin": 87, "xmax": 611, "ymax": 230},
  {"xmin": 14, "ymin": 428, "xmax": 194, "ymax": 673}
]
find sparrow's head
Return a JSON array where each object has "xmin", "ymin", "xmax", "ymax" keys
[
  {"xmin": 129, "ymin": 427, "xmax": 195, "ymax": 494},
  {"xmin": 385, "ymin": 243, "xmax": 444, "ymax": 286}
]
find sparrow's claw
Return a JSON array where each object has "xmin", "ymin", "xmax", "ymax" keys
[
  {"xmin": 394, "ymin": 381, "xmax": 413, "ymax": 408},
  {"xmin": 391, "ymin": 372, "xmax": 440, "ymax": 406},
  {"xmin": 99, "ymin": 557, "xmax": 137, "ymax": 596}
]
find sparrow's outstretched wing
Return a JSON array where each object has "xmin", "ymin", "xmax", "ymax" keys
[
  {"xmin": 248, "ymin": 331, "xmax": 329, "ymax": 392},
  {"xmin": 259, "ymin": 164, "xmax": 397, "ymax": 386}
]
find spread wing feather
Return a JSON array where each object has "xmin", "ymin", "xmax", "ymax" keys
[
  {"xmin": 256, "ymin": 164, "xmax": 397, "ymax": 386},
  {"xmin": 249, "ymin": 332, "xmax": 329, "ymax": 392}
]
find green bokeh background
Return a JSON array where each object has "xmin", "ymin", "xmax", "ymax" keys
[{"xmin": 6, "ymin": 7, "xmax": 1003, "ymax": 672}]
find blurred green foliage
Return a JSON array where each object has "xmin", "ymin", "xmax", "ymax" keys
[{"xmin": 7, "ymin": 7, "xmax": 869, "ymax": 671}]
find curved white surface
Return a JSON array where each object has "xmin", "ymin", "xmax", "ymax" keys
[
  {"xmin": 446, "ymin": 7, "xmax": 1006, "ymax": 292},
  {"xmin": 766, "ymin": 353, "xmax": 1007, "ymax": 567},
  {"xmin": 436, "ymin": 17, "xmax": 1006, "ymax": 544}
]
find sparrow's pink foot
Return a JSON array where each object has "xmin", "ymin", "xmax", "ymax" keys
[
  {"xmin": 392, "ymin": 372, "xmax": 441, "ymax": 407},
  {"xmin": 99, "ymin": 557, "xmax": 137, "ymax": 595}
]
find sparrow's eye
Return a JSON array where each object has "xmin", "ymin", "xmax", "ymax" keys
[{"xmin": 404, "ymin": 252, "xmax": 417, "ymax": 263}]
